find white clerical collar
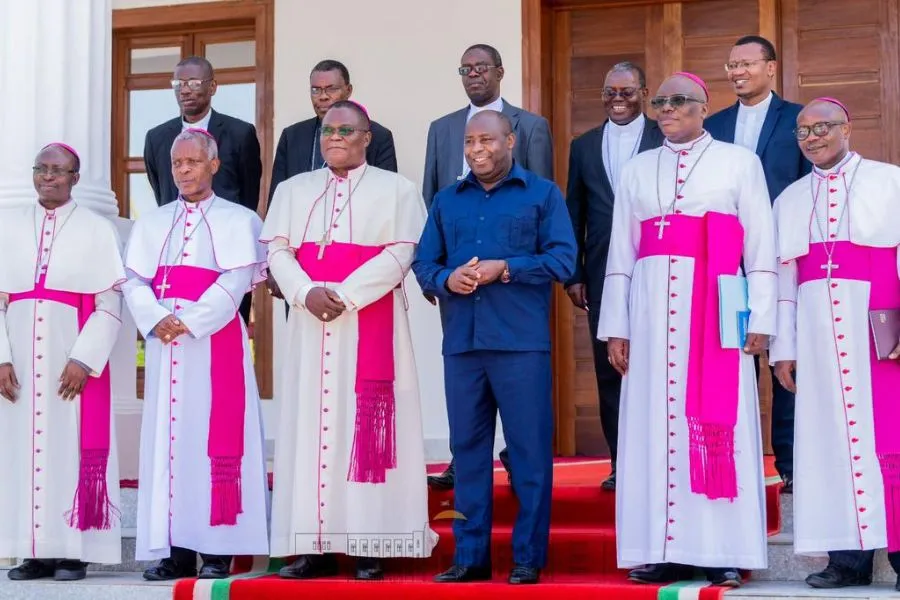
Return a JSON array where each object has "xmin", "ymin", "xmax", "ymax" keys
[
  {"xmin": 664, "ymin": 130, "xmax": 712, "ymax": 152},
  {"xmin": 467, "ymin": 96, "xmax": 504, "ymax": 120},
  {"xmin": 39, "ymin": 198, "xmax": 76, "ymax": 217},
  {"xmin": 737, "ymin": 91, "xmax": 773, "ymax": 114},
  {"xmin": 813, "ymin": 151, "xmax": 860, "ymax": 177},
  {"xmin": 328, "ymin": 162, "xmax": 368, "ymax": 182},
  {"xmin": 183, "ymin": 108, "xmax": 212, "ymax": 132},
  {"xmin": 178, "ymin": 192, "xmax": 215, "ymax": 211},
  {"xmin": 608, "ymin": 113, "xmax": 645, "ymax": 135}
]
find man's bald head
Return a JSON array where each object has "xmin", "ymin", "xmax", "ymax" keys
[
  {"xmin": 464, "ymin": 110, "xmax": 516, "ymax": 189},
  {"xmin": 795, "ymin": 98, "xmax": 851, "ymax": 169},
  {"xmin": 466, "ymin": 110, "xmax": 513, "ymax": 137},
  {"xmin": 652, "ymin": 74, "xmax": 709, "ymax": 144}
]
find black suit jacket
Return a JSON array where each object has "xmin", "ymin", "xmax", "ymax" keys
[
  {"xmin": 269, "ymin": 116, "xmax": 397, "ymax": 204},
  {"xmin": 143, "ymin": 109, "xmax": 262, "ymax": 211},
  {"xmin": 566, "ymin": 118, "xmax": 664, "ymax": 303}
]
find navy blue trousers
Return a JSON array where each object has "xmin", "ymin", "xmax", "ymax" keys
[
  {"xmin": 444, "ymin": 350, "xmax": 553, "ymax": 569},
  {"xmin": 754, "ymin": 354, "xmax": 794, "ymax": 476}
]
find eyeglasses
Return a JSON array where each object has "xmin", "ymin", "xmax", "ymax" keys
[
  {"xmin": 724, "ymin": 59, "xmax": 769, "ymax": 72},
  {"xmin": 458, "ymin": 65, "xmax": 498, "ymax": 76},
  {"xmin": 310, "ymin": 85, "xmax": 344, "ymax": 97},
  {"xmin": 793, "ymin": 121, "xmax": 846, "ymax": 141},
  {"xmin": 602, "ymin": 87, "xmax": 640, "ymax": 100},
  {"xmin": 321, "ymin": 125, "xmax": 369, "ymax": 138},
  {"xmin": 171, "ymin": 78, "xmax": 211, "ymax": 91},
  {"xmin": 649, "ymin": 94, "xmax": 705, "ymax": 110},
  {"xmin": 32, "ymin": 166, "xmax": 76, "ymax": 177}
]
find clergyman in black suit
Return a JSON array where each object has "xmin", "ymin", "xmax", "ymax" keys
[
  {"xmin": 269, "ymin": 59, "xmax": 397, "ymax": 205},
  {"xmin": 565, "ymin": 62, "xmax": 664, "ymax": 490},
  {"xmin": 143, "ymin": 55, "xmax": 262, "ymax": 323}
]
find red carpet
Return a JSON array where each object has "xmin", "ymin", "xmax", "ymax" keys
[{"xmin": 172, "ymin": 458, "xmax": 783, "ymax": 600}]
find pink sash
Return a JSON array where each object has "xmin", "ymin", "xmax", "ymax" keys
[
  {"xmin": 638, "ymin": 212, "xmax": 745, "ymax": 500},
  {"xmin": 296, "ymin": 241, "xmax": 397, "ymax": 484},
  {"xmin": 151, "ymin": 266, "xmax": 246, "ymax": 527},
  {"xmin": 9, "ymin": 278, "xmax": 117, "ymax": 531},
  {"xmin": 796, "ymin": 241, "xmax": 900, "ymax": 551}
]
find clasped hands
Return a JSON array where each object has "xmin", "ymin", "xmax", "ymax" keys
[
  {"xmin": 0, "ymin": 360, "xmax": 90, "ymax": 403},
  {"xmin": 606, "ymin": 333, "xmax": 769, "ymax": 377},
  {"xmin": 152, "ymin": 315, "xmax": 192, "ymax": 344},
  {"xmin": 305, "ymin": 287, "xmax": 345, "ymax": 323},
  {"xmin": 446, "ymin": 257, "xmax": 507, "ymax": 295}
]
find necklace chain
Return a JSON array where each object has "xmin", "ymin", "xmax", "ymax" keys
[
  {"xmin": 810, "ymin": 154, "xmax": 861, "ymax": 264},
  {"xmin": 321, "ymin": 166, "xmax": 369, "ymax": 242},
  {"xmin": 158, "ymin": 197, "xmax": 216, "ymax": 295},
  {"xmin": 655, "ymin": 134, "xmax": 713, "ymax": 226}
]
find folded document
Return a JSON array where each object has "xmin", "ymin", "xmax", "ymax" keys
[{"xmin": 719, "ymin": 275, "xmax": 749, "ymax": 349}]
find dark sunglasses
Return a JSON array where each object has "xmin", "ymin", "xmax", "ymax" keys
[
  {"xmin": 793, "ymin": 121, "xmax": 846, "ymax": 141},
  {"xmin": 321, "ymin": 125, "xmax": 369, "ymax": 138},
  {"xmin": 649, "ymin": 94, "xmax": 705, "ymax": 110}
]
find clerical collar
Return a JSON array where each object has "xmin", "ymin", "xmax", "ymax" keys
[
  {"xmin": 813, "ymin": 151, "xmax": 859, "ymax": 177},
  {"xmin": 182, "ymin": 108, "xmax": 212, "ymax": 132},
  {"xmin": 608, "ymin": 113, "xmax": 645, "ymax": 133},
  {"xmin": 328, "ymin": 162, "xmax": 368, "ymax": 182},
  {"xmin": 737, "ymin": 91, "xmax": 773, "ymax": 114},
  {"xmin": 178, "ymin": 192, "xmax": 215, "ymax": 210},
  {"xmin": 663, "ymin": 130, "xmax": 711, "ymax": 152},
  {"xmin": 39, "ymin": 198, "xmax": 76, "ymax": 216}
]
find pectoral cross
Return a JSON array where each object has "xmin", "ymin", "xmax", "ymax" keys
[
  {"xmin": 654, "ymin": 217, "xmax": 671, "ymax": 239},
  {"xmin": 821, "ymin": 257, "xmax": 839, "ymax": 281},
  {"xmin": 316, "ymin": 233, "xmax": 332, "ymax": 260},
  {"xmin": 155, "ymin": 274, "xmax": 171, "ymax": 299}
]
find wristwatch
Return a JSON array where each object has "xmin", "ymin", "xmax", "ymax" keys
[{"xmin": 500, "ymin": 262, "xmax": 511, "ymax": 284}]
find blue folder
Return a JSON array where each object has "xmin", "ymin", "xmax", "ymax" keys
[{"xmin": 718, "ymin": 275, "xmax": 749, "ymax": 349}]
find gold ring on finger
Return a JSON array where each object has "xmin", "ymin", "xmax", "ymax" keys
[{"xmin": 322, "ymin": 312, "xmax": 329, "ymax": 320}]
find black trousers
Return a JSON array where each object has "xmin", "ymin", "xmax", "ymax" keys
[
  {"xmin": 239, "ymin": 292, "xmax": 252, "ymax": 324},
  {"xmin": 588, "ymin": 302, "xmax": 623, "ymax": 465},
  {"xmin": 829, "ymin": 549, "xmax": 900, "ymax": 577},
  {"xmin": 170, "ymin": 546, "xmax": 231, "ymax": 568},
  {"xmin": 753, "ymin": 354, "xmax": 794, "ymax": 477}
]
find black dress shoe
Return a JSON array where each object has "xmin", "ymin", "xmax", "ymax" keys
[
  {"xmin": 601, "ymin": 470, "xmax": 616, "ymax": 491},
  {"xmin": 428, "ymin": 460, "xmax": 455, "ymax": 490},
  {"xmin": 705, "ymin": 567, "xmax": 741, "ymax": 587},
  {"xmin": 8, "ymin": 559, "xmax": 55, "ymax": 581},
  {"xmin": 355, "ymin": 557, "xmax": 384, "ymax": 580},
  {"xmin": 54, "ymin": 560, "xmax": 87, "ymax": 581},
  {"xmin": 198, "ymin": 557, "xmax": 230, "ymax": 579},
  {"xmin": 628, "ymin": 563, "xmax": 691, "ymax": 584},
  {"xmin": 499, "ymin": 449, "xmax": 513, "ymax": 483},
  {"xmin": 781, "ymin": 473, "xmax": 793, "ymax": 494},
  {"xmin": 508, "ymin": 565, "xmax": 540, "ymax": 584},
  {"xmin": 143, "ymin": 558, "xmax": 198, "ymax": 581},
  {"xmin": 433, "ymin": 564, "xmax": 492, "ymax": 583},
  {"xmin": 278, "ymin": 555, "xmax": 339, "ymax": 579},
  {"xmin": 805, "ymin": 564, "xmax": 871, "ymax": 588}
]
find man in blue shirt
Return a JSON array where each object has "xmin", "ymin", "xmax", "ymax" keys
[{"xmin": 413, "ymin": 110, "xmax": 576, "ymax": 585}]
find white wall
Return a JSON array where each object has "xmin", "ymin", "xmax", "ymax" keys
[{"xmin": 112, "ymin": 0, "xmax": 524, "ymax": 460}]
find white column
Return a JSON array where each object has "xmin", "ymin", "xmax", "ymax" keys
[{"xmin": 0, "ymin": 1, "xmax": 141, "ymax": 566}]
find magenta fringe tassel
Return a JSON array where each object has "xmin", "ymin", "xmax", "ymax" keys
[
  {"xmin": 210, "ymin": 457, "xmax": 243, "ymax": 526},
  {"xmin": 65, "ymin": 449, "xmax": 119, "ymax": 531},
  {"xmin": 348, "ymin": 380, "xmax": 397, "ymax": 484},
  {"xmin": 688, "ymin": 419, "xmax": 738, "ymax": 501},
  {"xmin": 879, "ymin": 453, "xmax": 900, "ymax": 552}
]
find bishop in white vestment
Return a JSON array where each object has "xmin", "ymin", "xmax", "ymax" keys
[
  {"xmin": 262, "ymin": 101, "xmax": 436, "ymax": 581},
  {"xmin": 0, "ymin": 144, "xmax": 125, "ymax": 581},
  {"xmin": 598, "ymin": 73, "xmax": 776, "ymax": 586},
  {"xmin": 770, "ymin": 98, "xmax": 900, "ymax": 590},
  {"xmin": 123, "ymin": 129, "xmax": 269, "ymax": 581}
]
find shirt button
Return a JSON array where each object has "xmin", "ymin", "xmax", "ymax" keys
[
  {"xmin": 476, "ymin": 240, "xmax": 482, "ymax": 244},
  {"xmin": 479, "ymin": 216, "xmax": 485, "ymax": 221}
]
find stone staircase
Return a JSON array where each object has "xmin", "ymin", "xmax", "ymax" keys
[{"xmin": 1, "ymin": 488, "xmax": 898, "ymax": 599}]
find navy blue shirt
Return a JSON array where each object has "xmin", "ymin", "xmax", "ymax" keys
[{"xmin": 412, "ymin": 163, "xmax": 576, "ymax": 356}]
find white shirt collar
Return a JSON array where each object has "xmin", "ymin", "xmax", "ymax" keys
[
  {"xmin": 39, "ymin": 198, "xmax": 76, "ymax": 217},
  {"xmin": 813, "ymin": 151, "xmax": 860, "ymax": 177},
  {"xmin": 607, "ymin": 113, "xmax": 645, "ymax": 135},
  {"xmin": 737, "ymin": 91, "xmax": 773, "ymax": 115},
  {"xmin": 328, "ymin": 162, "xmax": 368, "ymax": 182},
  {"xmin": 183, "ymin": 108, "xmax": 212, "ymax": 132},
  {"xmin": 467, "ymin": 96, "xmax": 504, "ymax": 119},
  {"xmin": 178, "ymin": 192, "xmax": 215, "ymax": 211},
  {"xmin": 664, "ymin": 130, "xmax": 712, "ymax": 152}
]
